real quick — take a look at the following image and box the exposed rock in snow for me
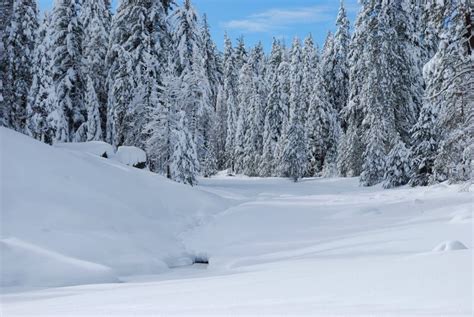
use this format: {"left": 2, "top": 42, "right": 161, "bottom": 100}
{"left": 115, "top": 146, "right": 147, "bottom": 169}
{"left": 432, "top": 240, "right": 468, "bottom": 252}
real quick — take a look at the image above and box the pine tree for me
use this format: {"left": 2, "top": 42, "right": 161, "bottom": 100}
{"left": 200, "top": 14, "right": 222, "bottom": 109}
{"left": 337, "top": 0, "right": 376, "bottom": 177}
{"left": 383, "top": 138, "right": 411, "bottom": 188}
{"left": 107, "top": 0, "right": 167, "bottom": 148}
{"left": 0, "top": 0, "right": 14, "bottom": 123}
{"left": 172, "top": 0, "right": 215, "bottom": 169}
{"left": 301, "top": 34, "right": 318, "bottom": 118}
{"left": 81, "top": 0, "right": 111, "bottom": 139}
{"left": 332, "top": 0, "right": 350, "bottom": 113}
{"left": 25, "top": 12, "right": 54, "bottom": 144}
{"left": 306, "top": 51, "right": 340, "bottom": 177}
{"left": 146, "top": 62, "right": 177, "bottom": 177}
{"left": 409, "top": 103, "right": 438, "bottom": 186}
{"left": 223, "top": 35, "right": 239, "bottom": 171}
{"left": 170, "top": 110, "right": 199, "bottom": 186}
{"left": 50, "top": 0, "right": 85, "bottom": 142}
{"left": 260, "top": 39, "right": 284, "bottom": 176}
{"left": 215, "top": 84, "right": 227, "bottom": 169}
{"left": 234, "top": 63, "right": 255, "bottom": 175}
{"left": 279, "top": 38, "right": 307, "bottom": 182}
{"left": 1, "top": 0, "right": 38, "bottom": 131}
{"left": 321, "top": 31, "right": 335, "bottom": 110}
{"left": 76, "top": 76, "right": 102, "bottom": 141}
{"left": 234, "top": 36, "right": 248, "bottom": 72}
{"left": 430, "top": 0, "right": 473, "bottom": 183}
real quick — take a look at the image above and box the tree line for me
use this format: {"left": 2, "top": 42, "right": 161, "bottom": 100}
{"left": 1, "top": 0, "right": 472, "bottom": 186}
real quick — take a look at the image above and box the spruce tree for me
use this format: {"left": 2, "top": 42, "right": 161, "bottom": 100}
{"left": 1, "top": 0, "right": 38, "bottom": 131}
{"left": 383, "top": 138, "right": 411, "bottom": 189}
{"left": 107, "top": 0, "right": 167, "bottom": 148}
{"left": 279, "top": 38, "right": 307, "bottom": 182}
{"left": 76, "top": 76, "right": 102, "bottom": 141}
{"left": 260, "top": 39, "right": 284, "bottom": 176}
{"left": 332, "top": 0, "right": 350, "bottom": 113}
{"left": 170, "top": 110, "right": 199, "bottom": 186}
{"left": 430, "top": 1, "right": 473, "bottom": 183}
{"left": 26, "top": 12, "right": 54, "bottom": 144}
{"left": 50, "top": 0, "right": 85, "bottom": 142}
{"left": 81, "top": 0, "right": 111, "bottom": 139}
{"left": 223, "top": 35, "right": 238, "bottom": 171}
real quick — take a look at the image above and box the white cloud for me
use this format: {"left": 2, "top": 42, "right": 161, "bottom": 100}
{"left": 222, "top": 5, "right": 334, "bottom": 33}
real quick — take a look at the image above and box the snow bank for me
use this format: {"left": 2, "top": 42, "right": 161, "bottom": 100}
{"left": 432, "top": 240, "right": 468, "bottom": 252}
{"left": 0, "top": 238, "right": 118, "bottom": 288}
{"left": 115, "top": 146, "right": 147, "bottom": 168}
{"left": 54, "top": 141, "right": 115, "bottom": 158}
{"left": 0, "top": 127, "right": 230, "bottom": 289}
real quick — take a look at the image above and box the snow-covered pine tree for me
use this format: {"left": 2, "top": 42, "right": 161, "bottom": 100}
{"left": 1, "top": 0, "right": 38, "bottom": 131}
{"left": 25, "top": 12, "right": 55, "bottom": 144}
{"left": 249, "top": 42, "right": 266, "bottom": 170}
{"left": 107, "top": 0, "right": 167, "bottom": 148}
{"left": 223, "top": 34, "right": 239, "bottom": 171}
{"left": 279, "top": 38, "right": 307, "bottom": 182}
{"left": 260, "top": 39, "right": 284, "bottom": 176}
{"left": 170, "top": 110, "right": 199, "bottom": 186}
{"left": 273, "top": 57, "right": 291, "bottom": 173}
{"left": 234, "top": 62, "right": 256, "bottom": 175}
{"left": 215, "top": 84, "right": 227, "bottom": 169}
{"left": 172, "top": 0, "right": 215, "bottom": 169}
{"left": 75, "top": 76, "right": 102, "bottom": 141}
{"left": 146, "top": 60, "right": 175, "bottom": 177}
{"left": 430, "top": 0, "right": 473, "bottom": 183}
{"left": 409, "top": 103, "right": 438, "bottom": 186}
{"left": 332, "top": 0, "right": 350, "bottom": 113}
{"left": 306, "top": 48, "right": 340, "bottom": 177}
{"left": 50, "top": 0, "right": 85, "bottom": 142}
{"left": 81, "top": 0, "right": 111, "bottom": 139}
{"left": 200, "top": 14, "right": 222, "bottom": 109}
{"left": 359, "top": 116, "right": 387, "bottom": 187}
{"left": 337, "top": 1, "right": 375, "bottom": 177}
{"left": 234, "top": 36, "right": 248, "bottom": 72}
{"left": 321, "top": 31, "right": 336, "bottom": 110}
{"left": 301, "top": 34, "right": 318, "bottom": 119}
{"left": 383, "top": 137, "right": 411, "bottom": 188}
{"left": 0, "top": 0, "right": 14, "bottom": 123}
{"left": 201, "top": 112, "right": 219, "bottom": 177}
{"left": 358, "top": 4, "right": 398, "bottom": 186}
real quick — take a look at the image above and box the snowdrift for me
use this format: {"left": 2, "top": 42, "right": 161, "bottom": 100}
{"left": 0, "top": 128, "right": 229, "bottom": 289}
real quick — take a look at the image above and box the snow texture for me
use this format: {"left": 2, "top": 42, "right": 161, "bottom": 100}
{"left": 115, "top": 145, "right": 147, "bottom": 167}
{"left": 1, "top": 127, "right": 472, "bottom": 316}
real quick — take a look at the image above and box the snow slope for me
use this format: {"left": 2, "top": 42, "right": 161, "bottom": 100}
{"left": 0, "top": 127, "right": 229, "bottom": 289}
{"left": 1, "top": 128, "right": 472, "bottom": 316}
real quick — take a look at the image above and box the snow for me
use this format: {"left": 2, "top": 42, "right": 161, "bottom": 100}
{"left": 0, "top": 127, "right": 229, "bottom": 289}
{"left": 0, "top": 238, "right": 118, "bottom": 289}
{"left": 1, "top": 127, "right": 473, "bottom": 316}
{"left": 54, "top": 141, "right": 115, "bottom": 158}
{"left": 115, "top": 145, "right": 147, "bottom": 167}
{"left": 433, "top": 240, "right": 468, "bottom": 252}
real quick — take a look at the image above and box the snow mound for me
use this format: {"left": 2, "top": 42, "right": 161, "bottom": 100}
{"left": 432, "top": 240, "right": 468, "bottom": 252}
{"left": 55, "top": 141, "right": 115, "bottom": 158}
{"left": 0, "top": 127, "right": 229, "bottom": 289}
{"left": 0, "top": 238, "right": 119, "bottom": 288}
{"left": 115, "top": 146, "right": 147, "bottom": 168}
{"left": 449, "top": 208, "right": 472, "bottom": 224}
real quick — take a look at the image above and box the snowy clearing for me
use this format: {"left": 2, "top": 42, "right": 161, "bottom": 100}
{"left": 1, "top": 128, "right": 473, "bottom": 316}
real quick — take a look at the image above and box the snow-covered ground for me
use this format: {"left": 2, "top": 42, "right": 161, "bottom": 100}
{"left": 1, "top": 128, "right": 473, "bottom": 316}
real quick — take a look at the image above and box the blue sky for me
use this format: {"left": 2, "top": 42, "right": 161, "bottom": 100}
{"left": 38, "top": 0, "right": 359, "bottom": 51}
